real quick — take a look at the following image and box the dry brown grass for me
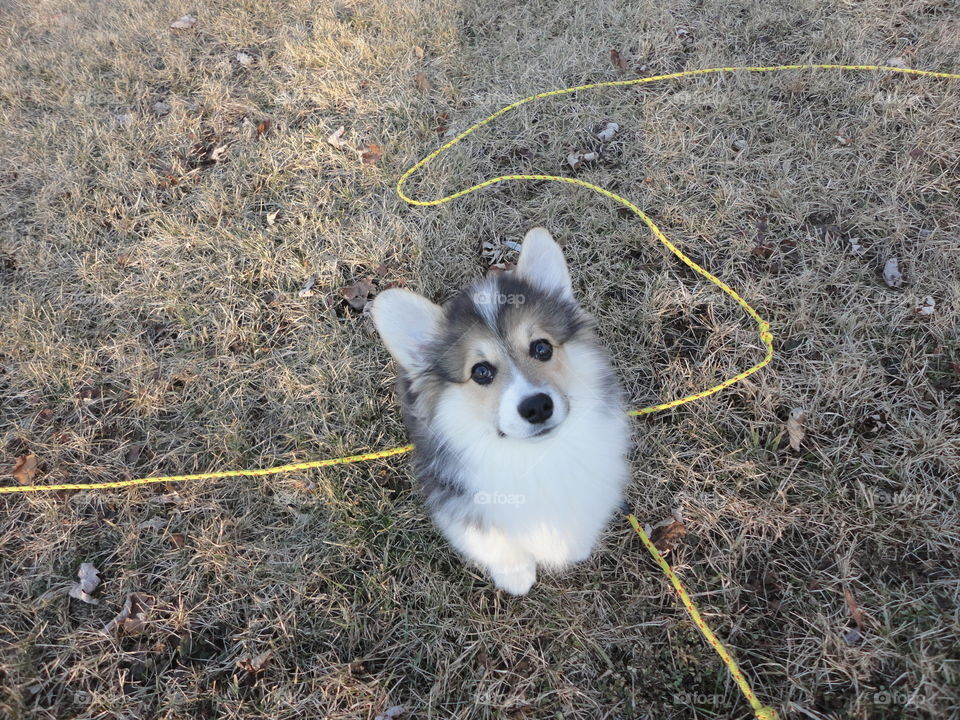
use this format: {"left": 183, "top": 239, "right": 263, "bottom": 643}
{"left": 2, "top": 0, "right": 959, "bottom": 718}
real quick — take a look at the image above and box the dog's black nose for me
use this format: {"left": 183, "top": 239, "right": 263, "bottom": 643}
{"left": 518, "top": 393, "right": 553, "bottom": 424}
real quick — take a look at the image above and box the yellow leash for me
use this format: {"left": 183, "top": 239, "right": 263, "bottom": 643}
{"left": 5, "top": 63, "right": 959, "bottom": 720}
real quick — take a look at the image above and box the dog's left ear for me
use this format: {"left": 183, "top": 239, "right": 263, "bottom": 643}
{"left": 516, "top": 227, "right": 573, "bottom": 300}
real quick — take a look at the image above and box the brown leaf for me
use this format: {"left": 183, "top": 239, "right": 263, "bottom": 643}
{"left": 649, "top": 519, "right": 686, "bottom": 554}
{"left": 104, "top": 592, "right": 155, "bottom": 635}
{"left": 609, "top": 49, "right": 627, "bottom": 72}
{"left": 237, "top": 650, "right": 273, "bottom": 674}
{"left": 414, "top": 46, "right": 425, "bottom": 60}
{"left": 328, "top": 125, "right": 349, "bottom": 149}
{"left": 170, "top": 533, "right": 186, "bottom": 549}
{"left": 340, "top": 276, "right": 377, "bottom": 311}
{"left": 12, "top": 454, "right": 38, "bottom": 485}
{"left": 256, "top": 119, "right": 271, "bottom": 138}
{"left": 787, "top": 408, "right": 807, "bottom": 451}
{"left": 359, "top": 143, "right": 383, "bottom": 165}
{"left": 68, "top": 562, "right": 101, "bottom": 605}
{"left": 414, "top": 72, "right": 431, "bottom": 92}
{"left": 374, "top": 263, "right": 390, "bottom": 277}
{"left": 844, "top": 588, "right": 865, "bottom": 629}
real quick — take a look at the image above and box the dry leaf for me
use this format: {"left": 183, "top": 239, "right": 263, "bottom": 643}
{"left": 104, "top": 592, "right": 155, "bottom": 635}
{"left": 596, "top": 122, "right": 619, "bottom": 142}
{"left": 12, "top": 454, "right": 38, "bottom": 485}
{"left": 843, "top": 587, "right": 865, "bottom": 645}
{"left": 566, "top": 150, "right": 598, "bottom": 170}
{"left": 374, "top": 263, "right": 390, "bottom": 277}
{"left": 414, "top": 72, "right": 431, "bottom": 92}
{"left": 914, "top": 296, "right": 935, "bottom": 316}
{"left": 340, "top": 277, "right": 377, "bottom": 311}
{"left": 256, "top": 119, "right": 271, "bottom": 138}
{"left": 236, "top": 52, "right": 253, "bottom": 67}
{"left": 68, "top": 563, "right": 101, "bottom": 605}
{"left": 328, "top": 126, "right": 349, "bottom": 149}
{"left": 207, "top": 145, "right": 228, "bottom": 163}
{"left": 486, "top": 261, "right": 516, "bottom": 277}
{"left": 883, "top": 257, "right": 903, "bottom": 288}
{"left": 375, "top": 706, "right": 407, "bottom": 720}
{"left": 266, "top": 209, "right": 280, "bottom": 227}
{"left": 170, "top": 14, "right": 196, "bottom": 29}
{"left": 649, "top": 518, "right": 686, "bottom": 554}
{"left": 414, "top": 46, "right": 425, "bottom": 59}
{"left": 848, "top": 239, "right": 866, "bottom": 257}
{"left": 359, "top": 143, "right": 383, "bottom": 165}
{"left": 298, "top": 275, "right": 317, "bottom": 298}
{"left": 237, "top": 650, "right": 273, "bottom": 674}
{"left": 170, "top": 532, "right": 186, "bottom": 548}
{"left": 787, "top": 408, "right": 807, "bottom": 451}
{"left": 609, "top": 49, "right": 627, "bottom": 72}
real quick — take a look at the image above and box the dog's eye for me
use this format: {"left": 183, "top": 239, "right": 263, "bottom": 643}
{"left": 470, "top": 362, "right": 496, "bottom": 385}
{"left": 530, "top": 339, "right": 553, "bottom": 361}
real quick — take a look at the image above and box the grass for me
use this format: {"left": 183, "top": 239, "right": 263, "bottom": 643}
{"left": 1, "top": 0, "right": 959, "bottom": 718}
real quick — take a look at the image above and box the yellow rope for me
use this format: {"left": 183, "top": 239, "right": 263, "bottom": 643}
{"left": 5, "top": 62, "right": 959, "bottom": 720}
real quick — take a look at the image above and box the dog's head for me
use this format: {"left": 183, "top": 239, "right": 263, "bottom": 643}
{"left": 371, "top": 228, "right": 612, "bottom": 442}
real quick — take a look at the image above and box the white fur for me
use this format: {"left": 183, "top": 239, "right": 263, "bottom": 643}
{"left": 495, "top": 363, "right": 568, "bottom": 439}
{"left": 517, "top": 227, "right": 574, "bottom": 299}
{"left": 432, "top": 341, "right": 630, "bottom": 594}
{"left": 369, "top": 288, "right": 442, "bottom": 372}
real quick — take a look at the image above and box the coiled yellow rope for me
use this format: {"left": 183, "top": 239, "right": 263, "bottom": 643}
{"left": 5, "top": 63, "right": 959, "bottom": 720}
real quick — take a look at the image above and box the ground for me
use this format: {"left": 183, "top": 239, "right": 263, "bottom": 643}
{"left": 1, "top": 0, "right": 959, "bottom": 718}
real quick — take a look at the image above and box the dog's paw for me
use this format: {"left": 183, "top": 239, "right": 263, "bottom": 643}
{"left": 490, "top": 564, "right": 536, "bottom": 595}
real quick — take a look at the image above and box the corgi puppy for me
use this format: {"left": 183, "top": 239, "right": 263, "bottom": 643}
{"left": 370, "top": 228, "right": 631, "bottom": 595}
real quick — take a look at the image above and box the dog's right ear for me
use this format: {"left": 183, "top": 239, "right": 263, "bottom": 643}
{"left": 369, "top": 288, "right": 443, "bottom": 372}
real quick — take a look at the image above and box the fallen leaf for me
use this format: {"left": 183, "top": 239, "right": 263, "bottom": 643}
{"left": 883, "top": 257, "right": 903, "bottom": 288}
{"left": 414, "top": 46, "right": 425, "bottom": 60}
{"left": 236, "top": 52, "right": 253, "bottom": 67}
{"left": 609, "top": 49, "right": 627, "bottom": 72}
{"left": 256, "top": 119, "right": 271, "bottom": 137}
{"left": 486, "top": 261, "right": 516, "bottom": 277}
{"left": 787, "top": 408, "right": 807, "bottom": 451}
{"left": 266, "top": 209, "right": 280, "bottom": 227}
{"left": 170, "top": 14, "right": 196, "bottom": 30}
{"left": 844, "top": 588, "right": 865, "bottom": 629}
{"left": 207, "top": 145, "right": 228, "bottom": 163}
{"left": 375, "top": 706, "right": 407, "bottom": 720}
{"left": 358, "top": 143, "right": 383, "bottom": 165}
{"left": 170, "top": 533, "right": 186, "bottom": 548}
{"left": 732, "top": 138, "right": 748, "bottom": 152}
{"left": 340, "top": 276, "right": 377, "bottom": 311}
{"left": 596, "top": 122, "right": 619, "bottom": 142}
{"left": 414, "top": 72, "right": 431, "bottom": 92}
{"left": 104, "top": 592, "right": 155, "bottom": 635}
{"left": 237, "top": 650, "right": 273, "bottom": 674}
{"left": 675, "top": 27, "right": 693, "bottom": 43}
{"left": 327, "top": 126, "right": 349, "bottom": 149}
{"left": 566, "top": 150, "right": 598, "bottom": 170}
{"left": 298, "top": 275, "right": 317, "bottom": 298}
{"left": 914, "top": 296, "right": 935, "bottom": 316}
{"left": 848, "top": 239, "right": 866, "bottom": 257}
{"left": 374, "top": 263, "right": 390, "bottom": 277}
{"left": 12, "top": 454, "right": 38, "bottom": 485}
{"left": 649, "top": 518, "right": 686, "bottom": 554}
{"left": 68, "top": 563, "right": 101, "bottom": 605}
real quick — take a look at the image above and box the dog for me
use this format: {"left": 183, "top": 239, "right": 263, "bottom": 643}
{"left": 370, "top": 228, "right": 631, "bottom": 595}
